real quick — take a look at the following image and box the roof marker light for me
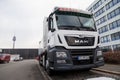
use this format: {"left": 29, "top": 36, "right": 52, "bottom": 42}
{"left": 58, "top": 7, "right": 80, "bottom": 13}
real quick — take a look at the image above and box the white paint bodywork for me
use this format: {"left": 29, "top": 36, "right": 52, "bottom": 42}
{"left": 52, "top": 30, "right": 98, "bottom": 49}
{"left": 43, "top": 9, "right": 98, "bottom": 50}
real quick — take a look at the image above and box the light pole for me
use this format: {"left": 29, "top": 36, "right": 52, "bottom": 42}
{"left": 12, "top": 35, "right": 16, "bottom": 54}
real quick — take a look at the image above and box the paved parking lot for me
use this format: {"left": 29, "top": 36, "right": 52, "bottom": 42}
{"left": 0, "top": 60, "right": 44, "bottom": 80}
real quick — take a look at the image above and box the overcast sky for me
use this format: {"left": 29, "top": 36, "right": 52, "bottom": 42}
{"left": 0, "top": 0, "right": 94, "bottom": 48}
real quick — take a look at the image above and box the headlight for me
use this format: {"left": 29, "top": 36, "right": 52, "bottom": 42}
{"left": 97, "top": 51, "right": 102, "bottom": 56}
{"left": 56, "top": 52, "right": 67, "bottom": 58}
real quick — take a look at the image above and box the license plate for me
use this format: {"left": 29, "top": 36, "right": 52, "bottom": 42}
{"left": 78, "top": 56, "right": 90, "bottom": 60}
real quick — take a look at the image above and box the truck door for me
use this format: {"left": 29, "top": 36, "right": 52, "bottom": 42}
{"left": 48, "top": 16, "right": 56, "bottom": 48}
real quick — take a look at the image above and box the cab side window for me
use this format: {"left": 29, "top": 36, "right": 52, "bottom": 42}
{"left": 48, "top": 17, "right": 53, "bottom": 31}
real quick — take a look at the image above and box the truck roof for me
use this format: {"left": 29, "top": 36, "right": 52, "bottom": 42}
{"left": 54, "top": 7, "right": 92, "bottom": 15}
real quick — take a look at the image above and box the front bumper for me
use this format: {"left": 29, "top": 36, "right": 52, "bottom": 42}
{"left": 48, "top": 46, "right": 104, "bottom": 71}
{"left": 53, "top": 61, "right": 104, "bottom": 71}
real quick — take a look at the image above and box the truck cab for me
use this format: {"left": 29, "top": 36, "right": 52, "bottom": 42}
{"left": 41, "top": 7, "right": 104, "bottom": 75}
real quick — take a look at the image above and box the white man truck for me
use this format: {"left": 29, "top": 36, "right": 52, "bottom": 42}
{"left": 39, "top": 7, "right": 104, "bottom": 75}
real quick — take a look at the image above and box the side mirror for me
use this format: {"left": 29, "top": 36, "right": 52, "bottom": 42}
{"left": 51, "top": 28, "right": 55, "bottom": 32}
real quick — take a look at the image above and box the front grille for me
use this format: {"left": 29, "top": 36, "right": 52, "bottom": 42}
{"left": 70, "top": 49, "right": 94, "bottom": 65}
{"left": 65, "top": 36, "right": 95, "bottom": 46}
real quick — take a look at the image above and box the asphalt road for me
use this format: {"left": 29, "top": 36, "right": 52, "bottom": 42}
{"left": 0, "top": 60, "right": 44, "bottom": 80}
{"left": 0, "top": 60, "right": 119, "bottom": 80}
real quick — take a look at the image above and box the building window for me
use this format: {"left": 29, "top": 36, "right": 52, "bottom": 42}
{"left": 107, "top": 7, "right": 120, "bottom": 20}
{"left": 101, "top": 46, "right": 111, "bottom": 52}
{"left": 106, "top": 4, "right": 109, "bottom": 10}
{"left": 96, "top": 16, "right": 107, "bottom": 25}
{"left": 113, "top": 0, "right": 119, "bottom": 5}
{"left": 111, "top": 32, "right": 120, "bottom": 41}
{"left": 93, "top": 0, "right": 104, "bottom": 10}
{"left": 94, "top": 7, "right": 105, "bottom": 18}
{"left": 109, "top": 19, "right": 120, "bottom": 30}
{"left": 115, "top": 7, "right": 120, "bottom": 15}
{"left": 101, "top": 35, "right": 110, "bottom": 43}
{"left": 98, "top": 25, "right": 108, "bottom": 34}
{"left": 106, "top": 0, "right": 120, "bottom": 10}
{"left": 117, "top": 19, "right": 120, "bottom": 27}
{"left": 113, "top": 44, "right": 120, "bottom": 51}
{"left": 107, "top": 13, "right": 111, "bottom": 19}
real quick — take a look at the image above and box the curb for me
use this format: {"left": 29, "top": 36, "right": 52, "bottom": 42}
{"left": 37, "top": 62, "right": 52, "bottom": 80}
{"left": 92, "top": 68, "right": 120, "bottom": 75}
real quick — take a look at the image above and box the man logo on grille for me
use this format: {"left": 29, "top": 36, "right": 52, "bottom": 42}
{"left": 79, "top": 40, "right": 84, "bottom": 43}
{"left": 75, "top": 40, "right": 88, "bottom": 44}
{"left": 75, "top": 40, "right": 79, "bottom": 43}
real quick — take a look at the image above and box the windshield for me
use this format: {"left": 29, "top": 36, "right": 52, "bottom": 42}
{"left": 56, "top": 12, "right": 96, "bottom": 31}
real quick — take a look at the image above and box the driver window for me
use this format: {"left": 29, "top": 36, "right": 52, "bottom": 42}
{"left": 48, "top": 17, "right": 54, "bottom": 31}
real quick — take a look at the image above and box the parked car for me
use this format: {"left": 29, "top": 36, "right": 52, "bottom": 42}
{"left": 0, "top": 53, "right": 11, "bottom": 63}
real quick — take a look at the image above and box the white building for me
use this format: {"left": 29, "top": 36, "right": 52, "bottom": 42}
{"left": 87, "top": 0, "right": 120, "bottom": 51}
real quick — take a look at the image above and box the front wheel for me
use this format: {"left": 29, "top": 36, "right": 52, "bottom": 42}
{"left": 45, "top": 60, "right": 54, "bottom": 76}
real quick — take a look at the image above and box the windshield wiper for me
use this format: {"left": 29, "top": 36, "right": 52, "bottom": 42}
{"left": 79, "top": 27, "right": 95, "bottom": 31}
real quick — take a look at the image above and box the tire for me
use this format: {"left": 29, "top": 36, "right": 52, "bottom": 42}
{"left": 39, "top": 57, "right": 43, "bottom": 66}
{"left": 45, "top": 60, "right": 54, "bottom": 76}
